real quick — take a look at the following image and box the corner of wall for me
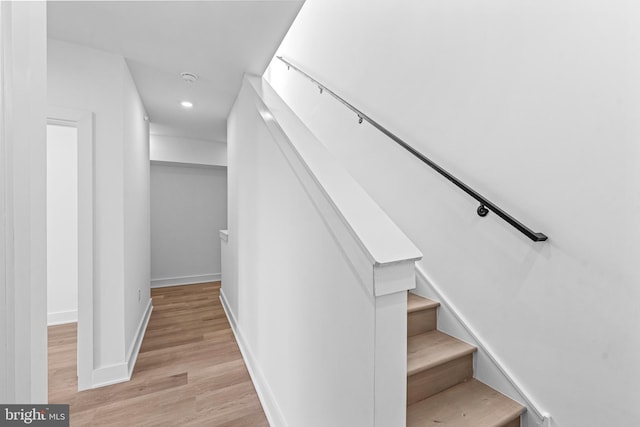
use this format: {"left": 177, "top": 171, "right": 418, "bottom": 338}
{"left": 126, "top": 298, "right": 152, "bottom": 378}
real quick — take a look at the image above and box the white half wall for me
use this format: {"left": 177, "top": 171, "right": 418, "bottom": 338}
{"left": 224, "top": 76, "right": 421, "bottom": 426}
{"left": 46, "top": 124, "right": 78, "bottom": 326}
{"left": 150, "top": 134, "right": 227, "bottom": 167}
{"left": 150, "top": 163, "right": 227, "bottom": 287}
{"left": 265, "top": 1, "right": 640, "bottom": 426}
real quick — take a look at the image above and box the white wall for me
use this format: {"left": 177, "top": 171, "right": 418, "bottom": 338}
{"left": 122, "top": 61, "right": 151, "bottom": 362}
{"left": 46, "top": 124, "right": 78, "bottom": 325}
{"left": 150, "top": 164, "right": 227, "bottom": 287}
{"left": 0, "top": 1, "right": 48, "bottom": 403}
{"left": 265, "top": 1, "right": 640, "bottom": 426}
{"left": 48, "top": 38, "right": 125, "bottom": 369}
{"left": 48, "top": 38, "right": 150, "bottom": 385}
{"left": 150, "top": 134, "right": 227, "bottom": 167}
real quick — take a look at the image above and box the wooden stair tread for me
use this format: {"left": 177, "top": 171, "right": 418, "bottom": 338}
{"left": 408, "top": 292, "right": 439, "bottom": 313}
{"left": 407, "top": 379, "right": 524, "bottom": 427}
{"left": 408, "top": 331, "right": 476, "bottom": 376}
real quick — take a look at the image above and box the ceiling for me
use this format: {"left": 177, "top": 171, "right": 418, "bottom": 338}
{"left": 47, "top": 1, "right": 304, "bottom": 142}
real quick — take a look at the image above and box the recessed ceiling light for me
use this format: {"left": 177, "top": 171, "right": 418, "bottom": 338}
{"left": 181, "top": 101, "right": 193, "bottom": 108}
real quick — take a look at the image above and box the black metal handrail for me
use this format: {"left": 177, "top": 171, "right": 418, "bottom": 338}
{"left": 276, "top": 56, "right": 548, "bottom": 242}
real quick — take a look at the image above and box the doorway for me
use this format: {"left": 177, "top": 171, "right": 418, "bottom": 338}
{"left": 46, "top": 124, "right": 78, "bottom": 326}
{"left": 46, "top": 123, "right": 79, "bottom": 399}
{"left": 46, "top": 107, "right": 94, "bottom": 392}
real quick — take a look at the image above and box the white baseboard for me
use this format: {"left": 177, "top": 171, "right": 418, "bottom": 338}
{"left": 219, "top": 289, "right": 287, "bottom": 427}
{"left": 91, "top": 363, "right": 129, "bottom": 388}
{"left": 150, "top": 160, "right": 227, "bottom": 169}
{"left": 48, "top": 309, "right": 78, "bottom": 326}
{"left": 91, "top": 299, "right": 153, "bottom": 389}
{"left": 414, "top": 266, "right": 550, "bottom": 427}
{"left": 151, "top": 273, "right": 221, "bottom": 288}
{"left": 127, "top": 299, "right": 153, "bottom": 377}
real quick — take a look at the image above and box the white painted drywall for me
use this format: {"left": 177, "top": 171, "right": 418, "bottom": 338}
{"left": 150, "top": 134, "right": 227, "bottom": 167}
{"left": 266, "top": 1, "right": 640, "bottom": 426}
{"left": 48, "top": 38, "right": 125, "bottom": 369}
{"left": 0, "top": 0, "right": 48, "bottom": 403}
{"left": 150, "top": 164, "right": 227, "bottom": 286}
{"left": 48, "top": 38, "right": 150, "bottom": 383}
{"left": 122, "top": 62, "right": 151, "bottom": 360}
{"left": 227, "top": 79, "right": 376, "bottom": 427}
{"left": 46, "top": 124, "right": 78, "bottom": 325}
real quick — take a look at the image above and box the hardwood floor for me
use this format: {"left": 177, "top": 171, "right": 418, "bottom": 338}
{"left": 48, "top": 282, "right": 269, "bottom": 427}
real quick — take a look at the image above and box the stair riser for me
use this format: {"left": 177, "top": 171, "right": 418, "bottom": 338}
{"left": 407, "top": 308, "right": 437, "bottom": 337}
{"left": 501, "top": 417, "right": 521, "bottom": 427}
{"left": 407, "top": 354, "right": 473, "bottom": 405}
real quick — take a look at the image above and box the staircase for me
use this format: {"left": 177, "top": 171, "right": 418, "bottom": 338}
{"left": 407, "top": 292, "right": 524, "bottom": 426}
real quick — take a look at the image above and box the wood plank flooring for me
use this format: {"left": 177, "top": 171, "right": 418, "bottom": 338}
{"left": 48, "top": 282, "right": 268, "bottom": 427}
{"left": 406, "top": 292, "right": 523, "bottom": 426}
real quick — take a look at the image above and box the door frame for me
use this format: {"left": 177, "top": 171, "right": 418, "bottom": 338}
{"left": 47, "top": 106, "right": 95, "bottom": 391}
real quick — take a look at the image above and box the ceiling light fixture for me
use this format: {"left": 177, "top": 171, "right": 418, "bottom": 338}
{"left": 180, "top": 72, "right": 199, "bottom": 83}
{"left": 181, "top": 101, "right": 193, "bottom": 108}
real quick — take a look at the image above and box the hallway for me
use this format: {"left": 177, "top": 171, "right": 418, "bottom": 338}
{"left": 48, "top": 282, "right": 268, "bottom": 426}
